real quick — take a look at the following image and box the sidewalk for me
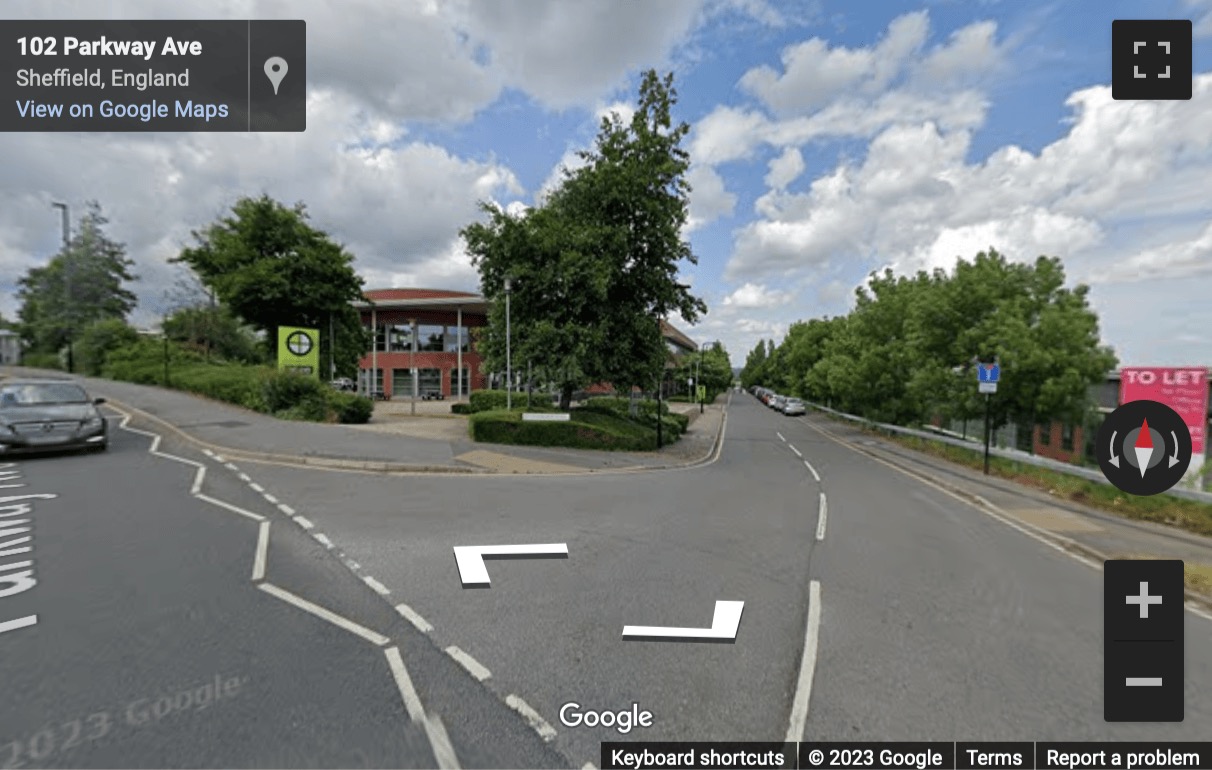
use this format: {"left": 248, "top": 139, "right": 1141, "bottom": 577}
{"left": 0, "top": 367, "right": 724, "bottom": 474}
{"left": 804, "top": 411, "right": 1212, "bottom": 604}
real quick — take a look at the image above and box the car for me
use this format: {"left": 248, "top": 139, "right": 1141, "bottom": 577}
{"left": 329, "top": 377, "right": 356, "bottom": 392}
{"left": 782, "top": 399, "right": 806, "bottom": 416}
{"left": 0, "top": 379, "right": 109, "bottom": 455}
{"left": 421, "top": 390, "right": 445, "bottom": 401}
{"left": 771, "top": 395, "right": 787, "bottom": 410}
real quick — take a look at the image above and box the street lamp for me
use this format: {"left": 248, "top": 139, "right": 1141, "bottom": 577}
{"left": 51, "top": 202, "right": 72, "bottom": 373}
{"left": 504, "top": 277, "right": 512, "bottom": 411}
{"left": 410, "top": 317, "right": 417, "bottom": 416}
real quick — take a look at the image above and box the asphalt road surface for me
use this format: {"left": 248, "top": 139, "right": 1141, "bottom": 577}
{"left": 230, "top": 393, "right": 1212, "bottom": 767}
{"left": 0, "top": 411, "right": 564, "bottom": 769}
{"left": 4, "top": 395, "right": 1211, "bottom": 769}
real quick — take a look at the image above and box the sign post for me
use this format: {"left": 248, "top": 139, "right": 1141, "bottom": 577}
{"left": 977, "top": 360, "right": 1000, "bottom": 475}
{"left": 277, "top": 326, "right": 320, "bottom": 377}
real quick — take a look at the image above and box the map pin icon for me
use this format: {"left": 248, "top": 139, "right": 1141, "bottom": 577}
{"left": 264, "top": 57, "right": 288, "bottom": 95}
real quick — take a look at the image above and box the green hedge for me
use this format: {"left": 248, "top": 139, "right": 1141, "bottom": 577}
{"left": 578, "top": 396, "right": 670, "bottom": 419}
{"left": 19, "top": 352, "right": 62, "bottom": 370}
{"left": 469, "top": 409, "right": 657, "bottom": 451}
{"left": 465, "top": 389, "right": 560, "bottom": 413}
{"left": 451, "top": 402, "right": 473, "bottom": 414}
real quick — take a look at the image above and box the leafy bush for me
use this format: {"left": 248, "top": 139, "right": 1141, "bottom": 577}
{"left": 327, "top": 390, "right": 373, "bottom": 424}
{"left": 20, "top": 352, "right": 61, "bottom": 370}
{"left": 466, "top": 389, "right": 560, "bottom": 413}
{"left": 451, "top": 402, "right": 474, "bottom": 414}
{"left": 76, "top": 319, "right": 140, "bottom": 376}
{"left": 262, "top": 370, "right": 331, "bottom": 414}
{"left": 578, "top": 396, "right": 669, "bottom": 419}
{"left": 469, "top": 409, "right": 657, "bottom": 451}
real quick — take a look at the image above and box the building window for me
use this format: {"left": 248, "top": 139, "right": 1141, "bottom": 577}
{"left": 454, "top": 367, "right": 470, "bottom": 396}
{"left": 388, "top": 324, "right": 412, "bottom": 352}
{"left": 444, "top": 326, "right": 471, "bottom": 353}
{"left": 359, "top": 368, "right": 383, "bottom": 395}
{"left": 418, "top": 368, "right": 441, "bottom": 395}
{"left": 1061, "top": 423, "right": 1075, "bottom": 452}
{"left": 372, "top": 324, "right": 387, "bottom": 352}
{"left": 418, "top": 324, "right": 444, "bottom": 352}
{"left": 391, "top": 368, "right": 413, "bottom": 397}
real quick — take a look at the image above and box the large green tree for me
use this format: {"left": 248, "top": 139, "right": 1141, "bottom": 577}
{"left": 462, "top": 70, "right": 706, "bottom": 408}
{"left": 16, "top": 201, "right": 139, "bottom": 366}
{"left": 172, "top": 195, "right": 368, "bottom": 376}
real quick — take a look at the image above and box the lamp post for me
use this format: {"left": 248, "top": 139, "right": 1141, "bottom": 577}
{"left": 410, "top": 317, "right": 417, "bottom": 416}
{"left": 51, "top": 202, "right": 72, "bottom": 373}
{"left": 504, "top": 277, "right": 512, "bottom": 411}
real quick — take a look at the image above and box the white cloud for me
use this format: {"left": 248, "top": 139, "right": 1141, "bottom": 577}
{"left": 689, "top": 107, "right": 770, "bottom": 165}
{"left": 1100, "top": 221, "right": 1212, "bottom": 284}
{"left": 765, "top": 147, "right": 805, "bottom": 190}
{"left": 686, "top": 165, "right": 737, "bottom": 232}
{"left": 722, "top": 282, "right": 794, "bottom": 308}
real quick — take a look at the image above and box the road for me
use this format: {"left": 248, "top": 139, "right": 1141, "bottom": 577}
{"left": 3, "top": 393, "right": 1211, "bottom": 769}
{"left": 0, "top": 411, "right": 564, "bottom": 769}
{"left": 212, "top": 392, "right": 1212, "bottom": 766}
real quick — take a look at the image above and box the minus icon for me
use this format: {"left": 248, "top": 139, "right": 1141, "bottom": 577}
{"left": 1126, "top": 677, "right": 1163, "bottom": 686}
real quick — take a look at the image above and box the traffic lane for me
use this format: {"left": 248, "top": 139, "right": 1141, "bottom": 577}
{"left": 0, "top": 420, "right": 439, "bottom": 768}
{"left": 774, "top": 410, "right": 1212, "bottom": 739}
{"left": 237, "top": 426, "right": 825, "bottom": 763}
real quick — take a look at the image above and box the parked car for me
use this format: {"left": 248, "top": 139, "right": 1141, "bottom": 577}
{"left": 0, "top": 379, "right": 108, "bottom": 454}
{"left": 771, "top": 395, "right": 787, "bottom": 410}
{"left": 329, "top": 377, "right": 356, "bottom": 392}
{"left": 782, "top": 399, "right": 806, "bottom": 416}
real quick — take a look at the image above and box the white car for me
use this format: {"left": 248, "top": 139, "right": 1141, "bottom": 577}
{"left": 782, "top": 399, "right": 806, "bottom": 415}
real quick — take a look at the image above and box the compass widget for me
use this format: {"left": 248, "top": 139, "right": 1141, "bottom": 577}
{"left": 1096, "top": 400, "right": 1193, "bottom": 496}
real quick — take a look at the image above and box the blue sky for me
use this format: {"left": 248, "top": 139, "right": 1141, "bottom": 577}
{"left": 2, "top": 0, "right": 1211, "bottom": 367}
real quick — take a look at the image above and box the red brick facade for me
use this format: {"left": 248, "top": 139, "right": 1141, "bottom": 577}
{"left": 1032, "top": 421, "right": 1084, "bottom": 464}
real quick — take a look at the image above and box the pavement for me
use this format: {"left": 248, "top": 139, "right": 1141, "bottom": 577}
{"left": 0, "top": 367, "right": 725, "bottom": 475}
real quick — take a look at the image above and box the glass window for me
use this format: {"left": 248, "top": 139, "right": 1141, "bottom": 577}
{"left": 0, "top": 382, "right": 89, "bottom": 405}
{"left": 454, "top": 367, "right": 470, "bottom": 396}
{"left": 359, "top": 368, "right": 383, "bottom": 395}
{"left": 371, "top": 323, "right": 386, "bottom": 352}
{"left": 391, "top": 368, "right": 413, "bottom": 397}
{"left": 418, "top": 368, "right": 442, "bottom": 394}
{"left": 1061, "top": 423, "right": 1075, "bottom": 451}
{"left": 418, "top": 324, "right": 444, "bottom": 352}
{"left": 388, "top": 324, "right": 412, "bottom": 352}
{"left": 444, "top": 326, "right": 471, "bottom": 353}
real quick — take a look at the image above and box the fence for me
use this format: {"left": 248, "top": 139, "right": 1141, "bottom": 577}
{"left": 803, "top": 400, "right": 1212, "bottom": 505}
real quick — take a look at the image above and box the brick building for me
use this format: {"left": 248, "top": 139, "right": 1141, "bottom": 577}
{"left": 353, "top": 288, "right": 488, "bottom": 399}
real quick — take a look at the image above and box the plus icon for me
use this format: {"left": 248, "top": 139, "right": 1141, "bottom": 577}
{"left": 1112, "top": 20, "right": 1192, "bottom": 100}
{"left": 1126, "top": 581, "right": 1163, "bottom": 618}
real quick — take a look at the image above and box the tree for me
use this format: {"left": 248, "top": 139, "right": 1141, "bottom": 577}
{"left": 16, "top": 201, "right": 139, "bottom": 358}
{"left": 172, "top": 195, "right": 369, "bottom": 377}
{"left": 76, "top": 318, "right": 140, "bottom": 376}
{"left": 462, "top": 70, "right": 706, "bottom": 409}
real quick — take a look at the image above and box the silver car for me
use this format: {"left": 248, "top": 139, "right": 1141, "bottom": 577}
{"left": 0, "top": 380, "right": 109, "bottom": 454}
{"left": 782, "top": 399, "right": 806, "bottom": 415}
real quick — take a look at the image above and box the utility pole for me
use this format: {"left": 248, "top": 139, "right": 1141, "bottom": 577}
{"left": 983, "top": 393, "right": 991, "bottom": 475}
{"left": 504, "top": 277, "right": 513, "bottom": 410}
{"left": 51, "top": 202, "right": 72, "bottom": 373}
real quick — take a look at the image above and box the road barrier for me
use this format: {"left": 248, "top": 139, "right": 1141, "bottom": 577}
{"left": 802, "top": 400, "right": 1212, "bottom": 505}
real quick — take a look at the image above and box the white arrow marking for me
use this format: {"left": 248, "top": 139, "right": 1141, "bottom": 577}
{"left": 1109, "top": 430, "right": 1120, "bottom": 468}
{"left": 622, "top": 600, "right": 744, "bottom": 640}
{"left": 1169, "top": 431, "right": 1181, "bottom": 467}
{"left": 453, "top": 543, "right": 568, "bottom": 586}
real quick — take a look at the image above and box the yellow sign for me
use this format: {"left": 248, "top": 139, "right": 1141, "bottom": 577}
{"left": 277, "top": 326, "right": 319, "bottom": 377}
{"left": 697, "top": 385, "right": 706, "bottom": 401}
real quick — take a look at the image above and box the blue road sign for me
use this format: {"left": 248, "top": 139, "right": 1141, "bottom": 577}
{"left": 978, "top": 363, "right": 1000, "bottom": 383}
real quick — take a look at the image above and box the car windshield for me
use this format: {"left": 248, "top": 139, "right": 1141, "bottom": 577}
{"left": 0, "top": 383, "right": 90, "bottom": 406}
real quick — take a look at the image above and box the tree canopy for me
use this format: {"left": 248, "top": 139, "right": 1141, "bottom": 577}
{"left": 462, "top": 69, "right": 707, "bottom": 407}
{"left": 172, "top": 195, "right": 368, "bottom": 376}
{"left": 16, "top": 201, "right": 139, "bottom": 357}
{"left": 740, "top": 249, "right": 1117, "bottom": 429}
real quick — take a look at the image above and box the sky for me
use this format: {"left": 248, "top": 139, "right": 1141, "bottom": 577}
{"left": 2, "top": 0, "right": 1211, "bottom": 368}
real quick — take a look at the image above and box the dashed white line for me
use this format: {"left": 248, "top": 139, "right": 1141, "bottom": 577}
{"left": 259, "top": 582, "right": 390, "bottom": 645}
{"left": 785, "top": 579, "right": 822, "bottom": 743}
{"left": 190, "top": 466, "right": 205, "bottom": 495}
{"left": 277, "top": 503, "right": 296, "bottom": 516}
{"left": 314, "top": 533, "right": 334, "bottom": 548}
{"left": 238, "top": 473, "right": 251, "bottom": 482}
{"left": 263, "top": 493, "right": 279, "bottom": 504}
{"left": 224, "top": 462, "right": 239, "bottom": 471}
{"left": 445, "top": 646, "right": 491, "bottom": 681}
{"left": 202, "top": 449, "right": 216, "bottom": 458}
{"left": 252, "top": 521, "right": 270, "bottom": 581}
{"left": 789, "top": 444, "right": 802, "bottom": 458}
{"left": 213, "top": 455, "right": 226, "bottom": 463}
{"left": 364, "top": 576, "right": 391, "bottom": 595}
{"left": 294, "top": 515, "right": 314, "bottom": 530}
{"left": 776, "top": 432, "right": 786, "bottom": 442}
{"left": 385, "top": 647, "right": 462, "bottom": 769}
{"left": 505, "top": 694, "right": 557, "bottom": 742}
{"left": 816, "top": 493, "right": 828, "bottom": 541}
{"left": 804, "top": 460, "right": 821, "bottom": 483}
{"left": 422, "top": 716, "right": 460, "bottom": 770}
{"left": 249, "top": 482, "right": 265, "bottom": 493}
{"left": 195, "top": 493, "right": 266, "bottom": 522}
{"left": 395, "top": 603, "right": 433, "bottom": 632}
{"left": 345, "top": 559, "right": 362, "bottom": 570}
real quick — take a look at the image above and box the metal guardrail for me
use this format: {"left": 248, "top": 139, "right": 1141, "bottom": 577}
{"left": 802, "top": 400, "right": 1212, "bottom": 505}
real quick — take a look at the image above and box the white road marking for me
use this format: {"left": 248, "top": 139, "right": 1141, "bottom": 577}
{"left": 238, "top": 473, "right": 251, "bottom": 482}
{"left": 278, "top": 503, "right": 296, "bottom": 515}
{"left": 622, "top": 600, "right": 744, "bottom": 640}
{"left": 789, "top": 444, "right": 802, "bottom": 458}
{"left": 345, "top": 559, "right": 361, "bottom": 571}
{"left": 800, "top": 416, "right": 1212, "bottom": 624}
{"left": 816, "top": 494, "right": 828, "bottom": 541}
{"left": 252, "top": 521, "right": 270, "bottom": 581}
{"left": 364, "top": 576, "right": 390, "bottom": 595}
{"left": 213, "top": 455, "right": 225, "bottom": 463}
{"left": 294, "top": 516, "right": 314, "bottom": 530}
{"left": 385, "top": 647, "right": 462, "bottom": 769}
{"left": 249, "top": 482, "right": 265, "bottom": 493}
{"left": 785, "top": 580, "right": 822, "bottom": 743}
{"left": 263, "top": 493, "right": 279, "bottom": 504}
{"left": 224, "top": 463, "right": 239, "bottom": 471}
{"left": 804, "top": 460, "right": 821, "bottom": 483}
{"left": 583, "top": 764, "right": 598, "bottom": 770}
{"left": 505, "top": 694, "right": 557, "bottom": 742}
{"left": 776, "top": 432, "right": 786, "bottom": 442}
{"left": 259, "top": 582, "right": 390, "bottom": 645}
{"left": 190, "top": 466, "right": 205, "bottom": 495}
{"left": 395, "top": 603, "right": 433, "bottom": 633}
{"left": 202, "top": 449, "right": 216, "bottom": 458}
{"left": 195, "top": 493, "right": 266, "bottom": 522}
{"left": 314, "top": 533, "right": 334, "bottom": 548}
{"left": 0, "top": 615, "right": 37, "bottom": 636}
{"left": 445, "top": 645, "right": 492, "bottom": 680}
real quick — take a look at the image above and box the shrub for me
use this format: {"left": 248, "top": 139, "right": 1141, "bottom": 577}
{"left": 451, "top": 402, "right": 474, "bottom": 414}
{"left": 76, "top": 319, "right": 140, "bottom": 376}
{"left": 577, "top": 396, "right": 669, "bottom": 419}
{"left": 327, "top": 390, "right": 373, "bottom": 424}
{"left": 468, "top": 389, "right": 510, "bottom": 412}
{"left": 469, "top": 408, "right": 657, "bottom": 451}
{"left": 262, "top": 370, "right": 331, "bottom": 414}
{"left": 20, "top": 352, "right": 61, "bottom": 370}
{"left": 466, "top": 389, "right": 560, "bottom": 413}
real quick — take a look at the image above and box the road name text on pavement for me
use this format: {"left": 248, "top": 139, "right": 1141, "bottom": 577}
{"left": 0, "top": 466, "right": 58, "bottom": 636}
{"left": 1, "top": 673, "right": 248, "bottom": 767}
